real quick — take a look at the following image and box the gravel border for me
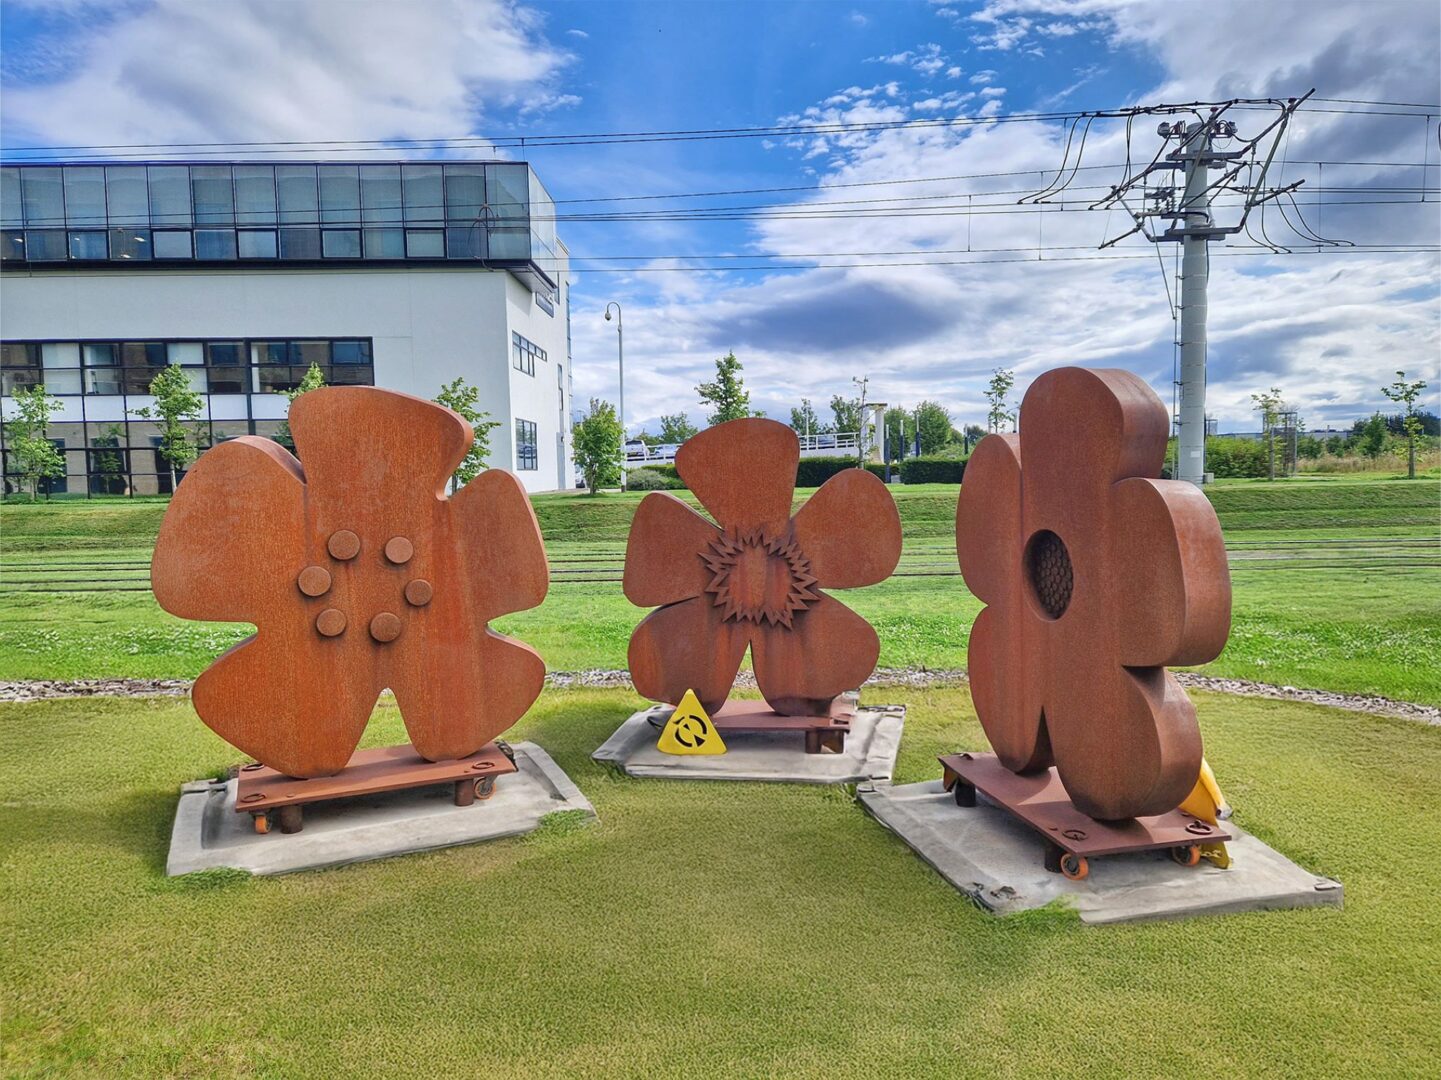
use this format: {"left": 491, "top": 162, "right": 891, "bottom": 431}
{"left": 2, "top": 669, "right": 1436, "bottom": 725}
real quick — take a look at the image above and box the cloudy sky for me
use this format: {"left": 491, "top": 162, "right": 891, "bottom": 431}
{"left": 3, "top": 0, "right": 1437, "bottom": 433}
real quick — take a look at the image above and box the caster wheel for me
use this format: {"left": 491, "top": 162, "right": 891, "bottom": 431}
{"left": 1059, "top": 853, "right": 1089, "bottom": 881}
{"left": 1171, "top": 845, "right": 1202, "bottom": 867}
{"left": 253, "top": 813, "right": 271, "bottom": 835}
{"left": 475, "top": 775, "right": 497, "bottom": 801}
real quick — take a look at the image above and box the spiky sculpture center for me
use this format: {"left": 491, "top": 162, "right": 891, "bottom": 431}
{"left": 704, "top": 528, "right": 819, "bottom": 628}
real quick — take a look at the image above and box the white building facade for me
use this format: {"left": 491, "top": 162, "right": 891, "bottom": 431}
{"left": 0, "top": 160, "right": 574, "bottom": 495}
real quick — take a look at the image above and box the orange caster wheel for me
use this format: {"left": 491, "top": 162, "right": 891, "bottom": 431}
{"left": 1170, "top": 845, "right": 1202, "bottom": 867}
{"left": 474, "top": 775, "right": 497, "bottom": 801}
{"left": 252, "top": 812, "right": 271, "bottom": 834}
{"left": 1059, "top": 853, "right": 1089, "bottom": 881}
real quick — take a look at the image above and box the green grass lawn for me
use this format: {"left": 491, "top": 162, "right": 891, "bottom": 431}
{"left": 3, "top": 478, "right": 1437, "bottom": 703}
{"left": 3, "top": 685, "right": 1439, "bottom": 1077}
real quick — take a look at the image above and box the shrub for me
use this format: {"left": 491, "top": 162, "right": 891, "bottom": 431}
{"left": 625, "top": 468, "right": 683, "bottom": 491}
{"left": 899, "top": 456, "right": 966, "bottom": 484}
{"left": 795, "top": 456, "right": 864, "bottom": 487}
{"left": 1205, "top": 437, "right": 1268, "bottom": 479}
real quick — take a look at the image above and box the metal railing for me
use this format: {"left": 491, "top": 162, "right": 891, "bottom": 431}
{"left": 625, "top": 430, "right": 860, "bottom": 464}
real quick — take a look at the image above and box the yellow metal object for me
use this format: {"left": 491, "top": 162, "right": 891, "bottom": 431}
{"left": 1199, "top": 842, "right": 1232, "bottom": 869}
{"left": 656, "top": 690, "right": 727, "bottom": 755}
{"left": 1178, "top": 757, "right": 1229, "bottom": 825}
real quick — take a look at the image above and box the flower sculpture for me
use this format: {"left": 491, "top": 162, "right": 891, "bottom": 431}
{"left": 151, "top": 386, "right": 548, "bottom": 779}
{"left": 956, "top": 367, "right": 1231, "bottom": 821}
{"left": 625, "top": 418, "right": 901, "bottom": 716}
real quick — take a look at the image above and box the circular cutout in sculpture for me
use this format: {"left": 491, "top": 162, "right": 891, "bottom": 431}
{"left": 1024, "top": 530, "right": 1073, "bottom": 619}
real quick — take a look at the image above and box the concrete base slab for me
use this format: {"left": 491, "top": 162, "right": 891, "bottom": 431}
{"left": 593, "top": 701, "right": 905, "bottom": 784}
{"left": 858, "top": 777, "right": 1342, "bottom": 924}
{"left": 167, "top": 741, "right": 595, "bottom": 876}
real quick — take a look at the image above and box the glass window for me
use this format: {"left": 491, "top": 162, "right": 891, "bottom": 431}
{"left": 68, "top": 231, "right": 107, "bottom": 259}
{"left": 41, "top": 353, "right": 83, "bottom": 394}
{"left": 361, "top": 164, "right": 402, "bottom": 223}
{"left": 512, "top": 332, "right": 543, "bottom": 376}
{"left": 446, "top": 225, "right": 484, "bottom": 260}
{"left": 1, "top": 168, "right": 21, "bottom": 228}
{"left": 148, "top": 166, "right": 191, "bottom": 226}
{"left": 23, "top": 230, "right": 66, "bottom": 260}
{"left": 122, "top": 342, "right": 168, "bottom": 368}
{"left": 276, "top": 165, "right": 318, "bottom": 224}
{"left": 321, "top": 229, "right": 360, "bottom": 258}
{"left": 486, "top": 163, "right": 530, "bottom": 224}
{"left": 1, "top": 342, "right": 37, "bottom": 366}
{"left": 294, "top": 341, "right": 329, "bottom": 366}
{"left": 21, "top": 167, "right": 64, "bottom": 227}
{"left": 363, "top": 227, "right": 403, "bottom": 258}
{"left": 405, "top": 229, "right": 443, "bottom": 257}
{"left": 331, "top": 340, "right": 371, "bottom": 364}
{"left": 85, "top": 365, "right": 122, "bottom": 395}
{"left": 182, "top": 366, "right": 209, "bottom": 393}
{"left": 208, "top": 366, "right": 246, "bottom": 394}
{"left": 278, "top": 227, "right": 321, "bottom": 259}
{"left": 253, "top": 342, "right": 291, "bottom": 365}
{"left": 206, "top": 341, "right": 244, "bottom": 365}
{"left": 318, "top": 165, "right": 359, "bottom": 224}
{"left": 257, "top": 365, "right": 301, "bottom": 393}
{"left": 402, "top": 165, "right": 443, "bottom": 224}
{"left": 444, "top": 164, "right": 486, "bottom": 224}
{"left": 167, "top": 343, "right": 203, "bottom": 365}
{"left": 328, "top": 364, "right": 372, "bottom": 386}
{"left": 190, "top": 166, "right": 234, "bottom": 225}
{"left": 0, "top": 230, "right": 23, "bottom": 261}
{"left": 1, "top": 368, "right": 41, "bottom": 395}
{"left": 194, "top": 229, "right": 237, "bottom": 260}
{"left": 488, "top": 227, "right": 529, "bottom": 261}
{"left": 153, "top": 230, "right": 192, "bottom": 259}
{"left": 237, "top": 230, "right": 277, "bottom": 259}
{"left": 105, "top": 167, "right": 148, "bottom": 226}
{"left": 83, "top": 343, "right": 117, "bottom": 367}
{"left": 233, "top": 165, "right": 276, "bottom": 225}
{"left": 64, "top": 167, "right": 107, "bottom": 226}
{"left": 515, "top": 418, "right": 538, "bottom": 470}
{"left": 109, "top": 228, "right": 151, "bottom": 260}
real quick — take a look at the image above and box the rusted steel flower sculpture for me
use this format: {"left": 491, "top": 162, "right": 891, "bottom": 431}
{"left": 152, "top": 386, "right": 548, "bottom": 779}
{"left": 625, "top": 418, "right": 901, "bottom": 716}
{"left": 956, "top": 367, "right": 1231, "bottom": 821}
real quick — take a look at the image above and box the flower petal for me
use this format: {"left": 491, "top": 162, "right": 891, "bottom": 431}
{"left": 450, "top": 468, "right": 549, "bottom": 622}
{"left": 1018, "top": 368, "right": 1169, "bottom": 513}
{"left": 623, "top": 492, "right": 722, "bottom": 607}
{"left": 955, "top": 433, "right": 1022, "bottom": 606}
{"left": 791, "top": 470, "right": 901, "bottom": 589}
{"left": 192, "top": 631, "right": 377, "bottom": 778}
{"left": 291, "top": 386, "right": 471, "bottom": 502}
{"left": 388, "top": 629, "right": 545, "bottom": 761}
{"left": 628, "top": 595, "right": 749, "bottom": 715}
{"left": 1044, "top": 663, "right": 1203, "bottom": 820}
{"left": 151, "top": 437, "right": 305, "bottom": 623}
{"left": 967, "top": 603, "right": 1051, "bottom": 773}
{"left": 675, "top": 418, "right": 797, "bottom": 533}
{"left": 751, "top": 594, "right": 878, "bottom": 715}
{"left": 1112, "top": 478, "right": 1231, "bottom": 667}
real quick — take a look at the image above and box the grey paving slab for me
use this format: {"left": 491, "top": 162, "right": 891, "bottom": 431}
{"left": 167, "top": 741, "right": 595, "bottom": 877}
{"left": 592, "top": 700, "right": 905, "bottom": 784}
{"left": 858, "top": 777, "right": 1343, "bottom": 924}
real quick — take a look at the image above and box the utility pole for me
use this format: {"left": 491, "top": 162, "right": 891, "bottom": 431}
{"left": 1089, "top": 92, "right": 1314, "bottom": 486}
{"left": 852, "top": 375, "right": 868, "bottom": 465}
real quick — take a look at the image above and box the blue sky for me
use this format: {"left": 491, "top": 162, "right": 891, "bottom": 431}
{"left": 3, "top": 0, "right": 1437, "bottom": 435}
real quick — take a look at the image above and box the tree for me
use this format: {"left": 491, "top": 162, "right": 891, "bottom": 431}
{"left": 915, "top": 400, "right": 952, "bottom": 454}
{"left": 129, "top": 364, "right": 203, "bottom": 492}
{"left": 696, "top": 351, "right": 753, "bottom": 425}
{"left": 572, "top": 398, "right": 623, "bottom": 494}
{"left": 829, "top": 394, "right": 862, "bottom": 437}
{"left": 273, "top": 361, "right": 327, "bottom": 450}
{"left": 1381, "top": 369, "right": 1429, "bottom": 479}
{"left": 91, "top": 424, "right": 128, "bottom": 496}
{"left": 962, "top": 423, "right": 986, "bottom": 449}
{"left": 883, "top": 406, "right": 913, "bottom": 462}
{"left": 985, "top": 368, "right": 1016, "bottom": 433}
{"left": 789, "top": 398, "right": 824, "bottom": 437}
{"left": 657, "top": 412, "right": 699, "bottom": 444}
{"left": 1358, "top": 412, "right": 1388, "bottom": 462}
{"left": 3, "top": 385, "right": 65, "bottom": 501}
{"left": 435, "top": 377, "right": 501, "bottom": 489}
{"left": 1250, "top": 386, "right": 1286, "bottom": 481}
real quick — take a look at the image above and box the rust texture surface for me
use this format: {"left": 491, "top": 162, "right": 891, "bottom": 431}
{"left": 955, "top": 367, "right": 1231, "bottom": 821}
{"left": 152, "top": 386, "right": 549, "bottom": 779}
{"left": 939, "top": 753, "right": 1231, "bottom": 857}
{"left": 235, "top": 742, "right": 517, "bottom": 810}
{"left": 624, "top": 418, "right": 901, "bottom": 716}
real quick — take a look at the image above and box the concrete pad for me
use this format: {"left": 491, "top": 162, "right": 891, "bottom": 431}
{"left": 593, "top": 701, "right": 905, "bottom": 784}
{"left": 858, "top": 777, "right": 1342, "bottom": 924}
{"left": 167, "top": 741, "right": 595, "bottom": 876}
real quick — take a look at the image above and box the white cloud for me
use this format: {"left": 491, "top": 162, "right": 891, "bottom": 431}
{"left": 847, "top": 11, "right": 869, "bottom": 27}
{"left": 566, "top": 27, "right": 589, "bottom": 38}
{"left": 1, "top": 0, "right": 575, "bottom": 153}
{"left": 970, "top": 70, "right": 997, "bottom": 85}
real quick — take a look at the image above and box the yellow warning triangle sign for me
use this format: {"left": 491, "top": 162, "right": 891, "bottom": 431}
{"left": 656, "top": 689, "right": 727, "bottom": 755}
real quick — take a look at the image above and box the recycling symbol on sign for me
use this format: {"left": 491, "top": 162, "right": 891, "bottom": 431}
{"left": 656, "top": 689, "right": 728, "bottom": 755}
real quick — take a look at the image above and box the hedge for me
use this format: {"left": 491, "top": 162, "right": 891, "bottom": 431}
{"left": 898, "top": 456, "right": 966, "bottom": 484}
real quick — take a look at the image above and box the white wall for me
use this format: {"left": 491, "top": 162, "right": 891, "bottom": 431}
{"left": 0, "top": 264, "right": 573, "bottom": 492}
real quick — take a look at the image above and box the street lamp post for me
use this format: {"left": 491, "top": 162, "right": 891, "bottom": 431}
{"left": 604, "top": 302, "right": 624, "bottom": 488}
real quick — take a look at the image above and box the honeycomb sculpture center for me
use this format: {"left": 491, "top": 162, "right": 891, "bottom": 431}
{"left": 1025, "top": 529, "right": 1074, "bottom": 620}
